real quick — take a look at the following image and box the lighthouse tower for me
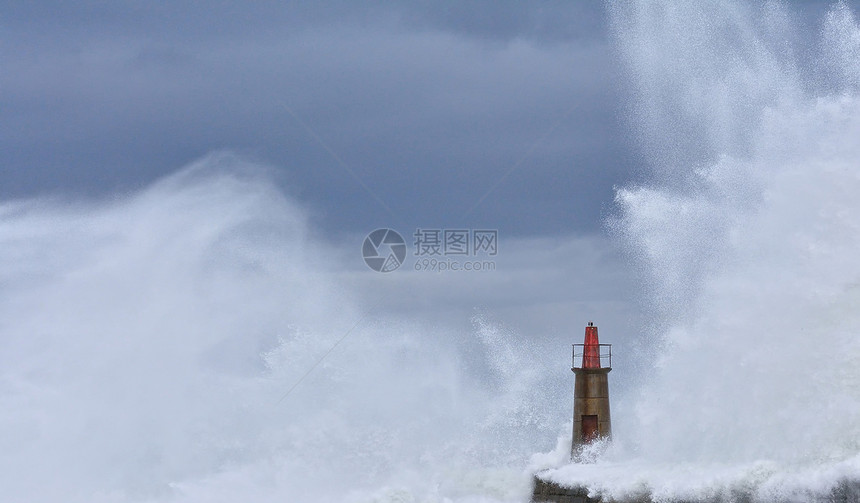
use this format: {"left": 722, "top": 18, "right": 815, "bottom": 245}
{"left": 571, "top": 321, "right": 611, "bottom": 456}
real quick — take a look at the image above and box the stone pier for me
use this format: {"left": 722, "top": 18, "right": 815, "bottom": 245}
{"left": 531, "top": 475, "right": 860, "bottom": 503}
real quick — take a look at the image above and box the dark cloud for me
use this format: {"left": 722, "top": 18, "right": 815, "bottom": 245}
{"left": 1, "top": 2, "right": 637, "bottom": 236}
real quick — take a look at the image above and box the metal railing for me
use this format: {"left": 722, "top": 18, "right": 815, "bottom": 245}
{"left": 572, "top": 343, "right": 612, "bottom": 369}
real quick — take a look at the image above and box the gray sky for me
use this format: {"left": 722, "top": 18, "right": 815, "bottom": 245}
{"left": 2, "top": 1, "right": 854, "bottom": 238}
{"left": 3, "top": 0, "right": 856, "bottom": 349}
{"left": 1, "top": 1, "right": 639, "bottom": 238}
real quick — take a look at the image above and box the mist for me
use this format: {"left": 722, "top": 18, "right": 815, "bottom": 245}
{"left": 0, "top": 153, "right": 637, "bottom": 502}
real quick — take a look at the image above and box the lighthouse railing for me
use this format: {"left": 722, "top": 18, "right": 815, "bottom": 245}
{"left": 572, "top": 343, "right": 612, "bottom": 369}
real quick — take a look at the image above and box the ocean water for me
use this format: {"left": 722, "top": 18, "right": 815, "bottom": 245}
{"left": 4, "top": 1, "right": 860, "bottom": 502}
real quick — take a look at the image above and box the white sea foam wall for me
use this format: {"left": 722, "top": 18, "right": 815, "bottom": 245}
{"left": 539, "top": 1, "right": 860, "bottom": 501}
{"left": 0, "top": 154, "right": 594, "bottom": 502}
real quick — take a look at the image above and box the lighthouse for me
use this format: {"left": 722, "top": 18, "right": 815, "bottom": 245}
{"left": 571, "top": 321, "right": 611, "bottom": 456}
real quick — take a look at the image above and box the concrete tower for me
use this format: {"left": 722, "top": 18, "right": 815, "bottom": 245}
{"left": 571, "top": 321, "right": 611, "bottom": 455}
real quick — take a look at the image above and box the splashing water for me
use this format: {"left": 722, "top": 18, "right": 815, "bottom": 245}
{"left": 538, "top": 1, "right": 860, "bottom": 501}
{"left": 6, "top": 2, "right": 860, "bottom": 502}
{"left": 0, "top": 154, "right": 585, "bottom": 502}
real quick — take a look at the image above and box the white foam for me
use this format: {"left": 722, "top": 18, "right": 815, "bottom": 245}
{"left": 0, "top": 154, "right": 586, "bottom": 502}
{"left": 543, "top": 1, "right": 860, "bottom": 500}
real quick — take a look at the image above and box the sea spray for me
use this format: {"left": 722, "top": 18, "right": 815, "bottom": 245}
{"left": 0, "top": 154, "right": 576, "bottom": 502}
{"left": 539, "top": 1, "right": 860, "bottom": 500}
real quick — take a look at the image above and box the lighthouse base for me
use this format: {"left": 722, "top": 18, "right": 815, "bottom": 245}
{"left": 571, "top": 367, "right": 611, "bottom": 454}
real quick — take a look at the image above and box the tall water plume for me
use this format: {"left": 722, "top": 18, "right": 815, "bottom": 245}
{"left": 544, "top": 1, "right": 860, "bottom": 500}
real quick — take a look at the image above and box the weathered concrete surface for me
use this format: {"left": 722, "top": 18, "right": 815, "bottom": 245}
{"left": 531, "top": 475, "right": 860, "bottom": 503}
{"left": 571, "top": 367, "right": 611, "bottom": 452}
{"left": 531, "top": 476, "right": 601, "bottom": 503}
